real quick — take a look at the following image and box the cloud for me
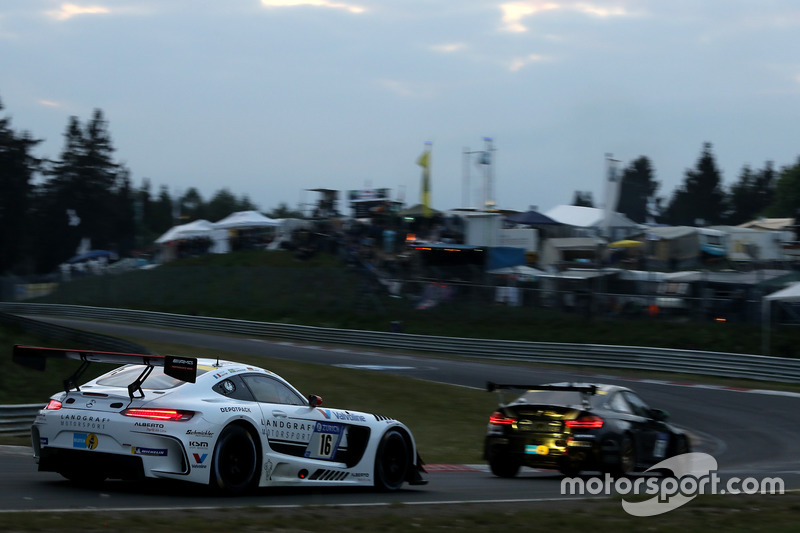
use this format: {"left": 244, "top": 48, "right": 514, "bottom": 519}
{"left": 508, "top": 53, "right": 547, "bottom": 71}
{"left": 431, "top": 42, "right": 467, "bottom": 54}
{"left": 39, "top": 100, "right": 61, "bottom": 107}
{"left": 260, "top": 0, "right": 365, "bottom": 14}
{"left": 45, "top": 3, "right": 110, "bottom": 21}
{"left": 499, "top": 1, "right": 630, "bottom": 33}
{"left": 375, "top": 79, "right": 438, "bottom": 99}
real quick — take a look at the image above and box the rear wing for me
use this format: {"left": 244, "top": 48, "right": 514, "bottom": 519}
{"left": 13, "top": 345, "right": 197, "bottom": 399}
{"left": 486, "top": 382, "right": 598, "bottom": 395}
{"left": 487, "top": 382, "right": 598, "bottom": 409}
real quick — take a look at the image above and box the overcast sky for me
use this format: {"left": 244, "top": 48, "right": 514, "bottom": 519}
{"left": 3, "top": 1, "right": 799, "bottom": 217}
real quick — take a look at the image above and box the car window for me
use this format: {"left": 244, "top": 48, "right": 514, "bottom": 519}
{"left": 241, "top": 375, "right": 305, "bottom": 405}
{"left": 607, "top": 391, "right": 633, "bottom": 414}
{"left": 623, "top": 391, "right": 651, "bottom": 417}
{"left": 212, "top": 376, "right": 255, "bottom": 401}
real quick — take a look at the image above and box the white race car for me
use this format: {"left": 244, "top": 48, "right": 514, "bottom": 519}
{"left": 14, "top": 345, "right": 427, "bottom": 494}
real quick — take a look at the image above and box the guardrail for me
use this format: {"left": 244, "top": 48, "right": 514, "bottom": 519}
{"left": 2, "top": 302, "right": 800, "bottom": 384}
{"left": 0, "top": 404, "right": 42, "bottom": 437}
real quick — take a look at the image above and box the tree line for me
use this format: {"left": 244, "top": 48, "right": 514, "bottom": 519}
{"left": 3, "top": 97, "right": 800, "bottom": 276}
{"left": 577, "top": 142, "right": 800, "bottom": 227}
{"left": 0, "top": 98, "right": 301, "bottom": 276}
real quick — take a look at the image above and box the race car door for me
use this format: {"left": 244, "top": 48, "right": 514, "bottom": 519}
{"left": 621, "top": 391, "right": 672, "bottom": 463}
{"left": 240, "top": 374, "right": 347, "bottom": 462}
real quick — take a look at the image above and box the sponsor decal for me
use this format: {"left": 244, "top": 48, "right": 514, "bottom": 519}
{"left": 60, "top": 414, "right": 109, "bottom": 430}
{"left": 134, "top": 421, "right": 167, "bottom": 433}
{"left": 318, "top": 409, "right": 366, "bottom": 422}
{"left": 131, "top": 446, "right": 168, "bottom": 456}
{"left": 189, "top": 441, "right": 209, "bottom": 448}
{"left": 39, "top": 437, "right": 48, "bottom": 446}
{"left": 85, "top": 400, "right": 96, "bottom": 408}
{"left": 186, "top": 429, "right": 214, "bottom": 437}
{"left": 192, "top": 453, "right": 209, "bottom": 469}
{"left": 266, "top": 419, "right": 314, "bottom": 441}
{"left": 305, "top": 421, "right": 344, "bottom": 460}
{"left": 73, "top": 433, "right": 99, "bottom": 450}
{"left": 350, "top": 473, "right": 370, "bottom": 478}
{"left": 220, "top": 406, "right": 251, "bottom": 413}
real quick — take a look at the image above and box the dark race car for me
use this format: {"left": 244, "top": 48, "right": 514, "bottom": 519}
{"left": 483, "top": 382, "right": 690, "bottom": 478}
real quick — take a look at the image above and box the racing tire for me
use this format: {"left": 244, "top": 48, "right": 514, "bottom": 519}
{"left": 673, "top": 434, "right": 691, "bottom": 455}
{"left": 374, "top": 429, "right": 410, "bottom": 491}
{"left": 489, "top": 455, "right": 520, "bottom": 478}
{"left": 608, "top": 435, "right": 636, "bottom": 478}
{"left": 210, "top": 424, "right": 259, "bottom": 495}
{"left": 558, "top": 460, "right": 581, "bottom": 478}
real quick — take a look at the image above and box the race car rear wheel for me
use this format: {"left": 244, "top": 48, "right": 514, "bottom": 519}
{"left": 374, "top": 429, "right": 409, "bottom": 491}
{"left": 210, "top": 424, "right": 259, "bottom": 495}
{"left": 489, "top": 455, "right": 520, "bottom": 478}
{"left": 608, "top": 435, "right": 636, "bottom": 477}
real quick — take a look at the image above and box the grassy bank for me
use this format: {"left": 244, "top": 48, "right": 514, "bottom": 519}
{"left": 31, "top": 250, "right": 799, "bottom": 356}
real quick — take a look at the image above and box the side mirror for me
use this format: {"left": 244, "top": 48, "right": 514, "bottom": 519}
{"left": 308, "top": 394, "right": 323, "bottom": 407}
{"left": 650, "top": 408, "right": 669, "bottom": 421}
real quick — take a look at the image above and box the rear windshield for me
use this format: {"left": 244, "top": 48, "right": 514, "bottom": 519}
{"left": 97, "top": 365, "right": 208, "bottom": 390}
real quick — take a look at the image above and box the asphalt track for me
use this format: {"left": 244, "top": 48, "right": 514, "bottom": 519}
{"left": 2, "top": 317, "right": 799, "bottom": 513}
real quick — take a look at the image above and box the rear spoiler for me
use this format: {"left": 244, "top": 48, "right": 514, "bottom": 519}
{"left": 13, "top": 345, "right": 197, "bottom": 399}
{"left": 487, "top": 382, "right": 598, "bottom": 395}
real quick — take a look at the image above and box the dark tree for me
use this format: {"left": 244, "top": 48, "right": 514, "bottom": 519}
{"left": 766, "top": 158, "right": 800, "bottom": 218}
{"left": 617, "top": 156, "right": 659, "bottom": 223}
{"left": 266, "top": 202, "right": 304, "bottom": 219}
{"left": 727, "top": 162, "right": 776, "bottom": 225}
{"left": 34, "top": 109, "right": 124, "bottom": 271}
{"left": 0, "top": 99, "right": 41, "bottom": 274}
{"left": 179, "top": 188, "right": 206, "bottom": 221}
{"left": 206, "top": 188, "right": 243, "bottom": 222}
{"left": 664, "top": 142, "right": 726, "bottom": 226}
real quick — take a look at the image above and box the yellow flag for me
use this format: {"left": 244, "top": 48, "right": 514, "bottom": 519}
{"left": 417, "top": 150, "right": 430, "bottom": 170}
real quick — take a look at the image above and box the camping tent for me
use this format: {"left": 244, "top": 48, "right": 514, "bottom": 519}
{"left": 214, "top": 210, "right": 279, "bottom": 229}
{"left": 544, "top": 205, "right": 641, "bottom": 241}
{"left": 154, "top": 219, "right": 215, "bottom": 243}
{"left": 761, "top": 282, "right": 800, "bottom": 355}
{"left": 505, "top": 210, "right": 562, "bottom": 226}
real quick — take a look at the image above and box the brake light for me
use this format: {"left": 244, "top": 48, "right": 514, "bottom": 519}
{"left": 122, "top": 408, "right": 194, "bottom": 421}
{"left": 45, "top": 400, "right": 62, "bottom": 410}
{"left": 565, "top": 415, "right": 604, "bottom": 429}
{"left": 489, "top": 411, "right": 516, "bottom": 426}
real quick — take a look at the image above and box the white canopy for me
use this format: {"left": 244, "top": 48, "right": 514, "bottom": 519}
{"left": 214, "top": 210, "right": 279, "bottom": 229}
{"left": 764, "top": 282, "right": 800, "bottom": 302}
{"left": 762, "top": 281, "right": 800, "bottom": 356}
{"left": 154, "top": 219, "right": 215, "bottom": 243}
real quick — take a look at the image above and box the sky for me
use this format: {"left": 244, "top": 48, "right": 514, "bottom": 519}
{"left": 2, "top": 1, "right": 800, "bottom": 218}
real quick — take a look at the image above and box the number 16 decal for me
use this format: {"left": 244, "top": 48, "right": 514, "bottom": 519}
{"left": 305, "top": 421, "right": 343, "bottom": 460}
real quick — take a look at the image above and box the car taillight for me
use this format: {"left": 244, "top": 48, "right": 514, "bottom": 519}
{"left": 565, "top": 415, "right": 604, "bottom": 429}
{"left": 489, "top": 411, "right": 516, "bottom": 426}
{"left": 45, "top": 400, "right": 62, "bottom": 410}
{"left": 122, "top": 408, "right": 194, "bottom": 421}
